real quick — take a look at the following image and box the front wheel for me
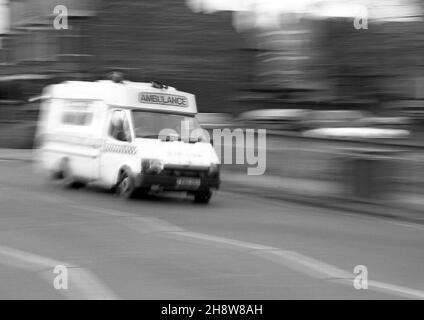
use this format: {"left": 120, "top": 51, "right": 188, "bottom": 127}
{"left": 115, "top": 172, "right": 136, "bottom": 199}
{"left": 193, "top": 190, "right": 212, "bottom": 204}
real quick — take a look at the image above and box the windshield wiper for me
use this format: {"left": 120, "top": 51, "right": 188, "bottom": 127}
{"left": 165, "top": 137, "right": 202, "bottom": 143}
{"left": 139, "top": 134, "right": 159, "bottom": 139}
{"left": 139, "top": 134, "right": 202, "bottom": 143}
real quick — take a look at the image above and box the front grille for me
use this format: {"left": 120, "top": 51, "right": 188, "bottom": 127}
{"left": 162, "top": 169, "right": 207, "bottom": 178}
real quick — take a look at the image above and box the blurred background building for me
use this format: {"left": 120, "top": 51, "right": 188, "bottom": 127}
{"left": 0, "top": 0, "right": 251, "bottom": 112}
{"left": 0, "top": 0, "right": 423, "bottom": 113}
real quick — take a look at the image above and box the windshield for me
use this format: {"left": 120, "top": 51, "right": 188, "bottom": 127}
{"left": 132, "top": 110, "right": 204, "bottom": 141}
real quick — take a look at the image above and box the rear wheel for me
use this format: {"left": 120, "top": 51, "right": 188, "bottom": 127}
{"left": 193, "top": 190, "right": 212, "bottom": 204}
{"left": 60, "top": 160, "right": 86, "bottom": 189}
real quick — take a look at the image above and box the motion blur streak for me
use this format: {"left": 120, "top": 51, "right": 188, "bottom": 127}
{"left": 0, "top": 244, "right": 118, "bottom": 299}
{"left": 1, "top": 0, "right": 424, "bottom": 300}
{"left": 0, "top": 160, "right": 424, "bottom": 299}
{"left": 93, "top": 206, "right": 424, "bottom": 299}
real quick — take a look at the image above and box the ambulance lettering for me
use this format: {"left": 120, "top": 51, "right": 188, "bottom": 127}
{"left": 139, "top": 93, "right": 188, "bottom": 107}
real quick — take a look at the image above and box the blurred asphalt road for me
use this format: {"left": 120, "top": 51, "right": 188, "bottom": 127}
{"left": 0, "top": 160, "right": 423, "bottom": 299}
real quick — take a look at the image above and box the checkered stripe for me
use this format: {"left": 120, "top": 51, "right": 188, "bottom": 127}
{"left": 104, "top": 144, "right": 137, "bottom": 155}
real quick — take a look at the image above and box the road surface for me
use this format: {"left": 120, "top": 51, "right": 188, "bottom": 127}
{"left": 0, "top": 160, "right": 423, "bottom": 299}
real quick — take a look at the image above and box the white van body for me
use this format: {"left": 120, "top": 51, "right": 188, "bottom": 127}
{"left": 35, "top": 80, "right": 220, "bottom": 203}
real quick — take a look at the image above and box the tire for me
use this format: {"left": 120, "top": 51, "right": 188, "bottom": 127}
{"left": 135, "top": 187, "right": 150, "bottom": 198}
{"left": 115, "top": 171, "right": 136, "bottom": 199}
{"left": 193, "top": 190, "right": 212, "bottom": 204}
{"left": 61, "top": 160, "right": 86, "bottom": 189}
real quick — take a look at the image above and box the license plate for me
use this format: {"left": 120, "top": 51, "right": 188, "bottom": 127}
{"left": 176, "top": 177, "right": 201, "bottom": 189}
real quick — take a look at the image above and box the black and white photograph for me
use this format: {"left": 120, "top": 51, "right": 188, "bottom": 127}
{"left": 0, "top": 0, "right": 423, "bottom": 305}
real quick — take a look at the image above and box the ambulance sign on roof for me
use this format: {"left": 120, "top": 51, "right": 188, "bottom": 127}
{"left": 139, "top": 92, "right": 188, "bottom": 108}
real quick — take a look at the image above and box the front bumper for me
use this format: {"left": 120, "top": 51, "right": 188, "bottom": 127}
{"left": 134, "top": 173, "right": 220, "bottom": 191}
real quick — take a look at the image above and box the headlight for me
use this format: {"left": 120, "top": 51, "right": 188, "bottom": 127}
{"left": 142, "top": 159, "right": 164, "bottom": 174}
{"left": 208, "top": 163, "right": 220, "bottom": 177}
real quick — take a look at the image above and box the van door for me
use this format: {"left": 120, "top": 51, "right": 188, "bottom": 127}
{"left": 99, "top": 109, "right": 134, "bottom": 187}
{"left": 55, "top": 99, "right": 99, "bottom": 180}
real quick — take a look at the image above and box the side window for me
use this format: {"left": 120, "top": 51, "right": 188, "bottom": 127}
{"left": 61, "top": 100, "right": 94, "bottom": 126}
{"left": 109, "top": 110, "right": 132, "bottom": 142}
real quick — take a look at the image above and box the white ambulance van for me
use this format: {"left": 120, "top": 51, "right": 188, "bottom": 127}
{"left": 35, "top": 78, "right": 220, "bottom": 203}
